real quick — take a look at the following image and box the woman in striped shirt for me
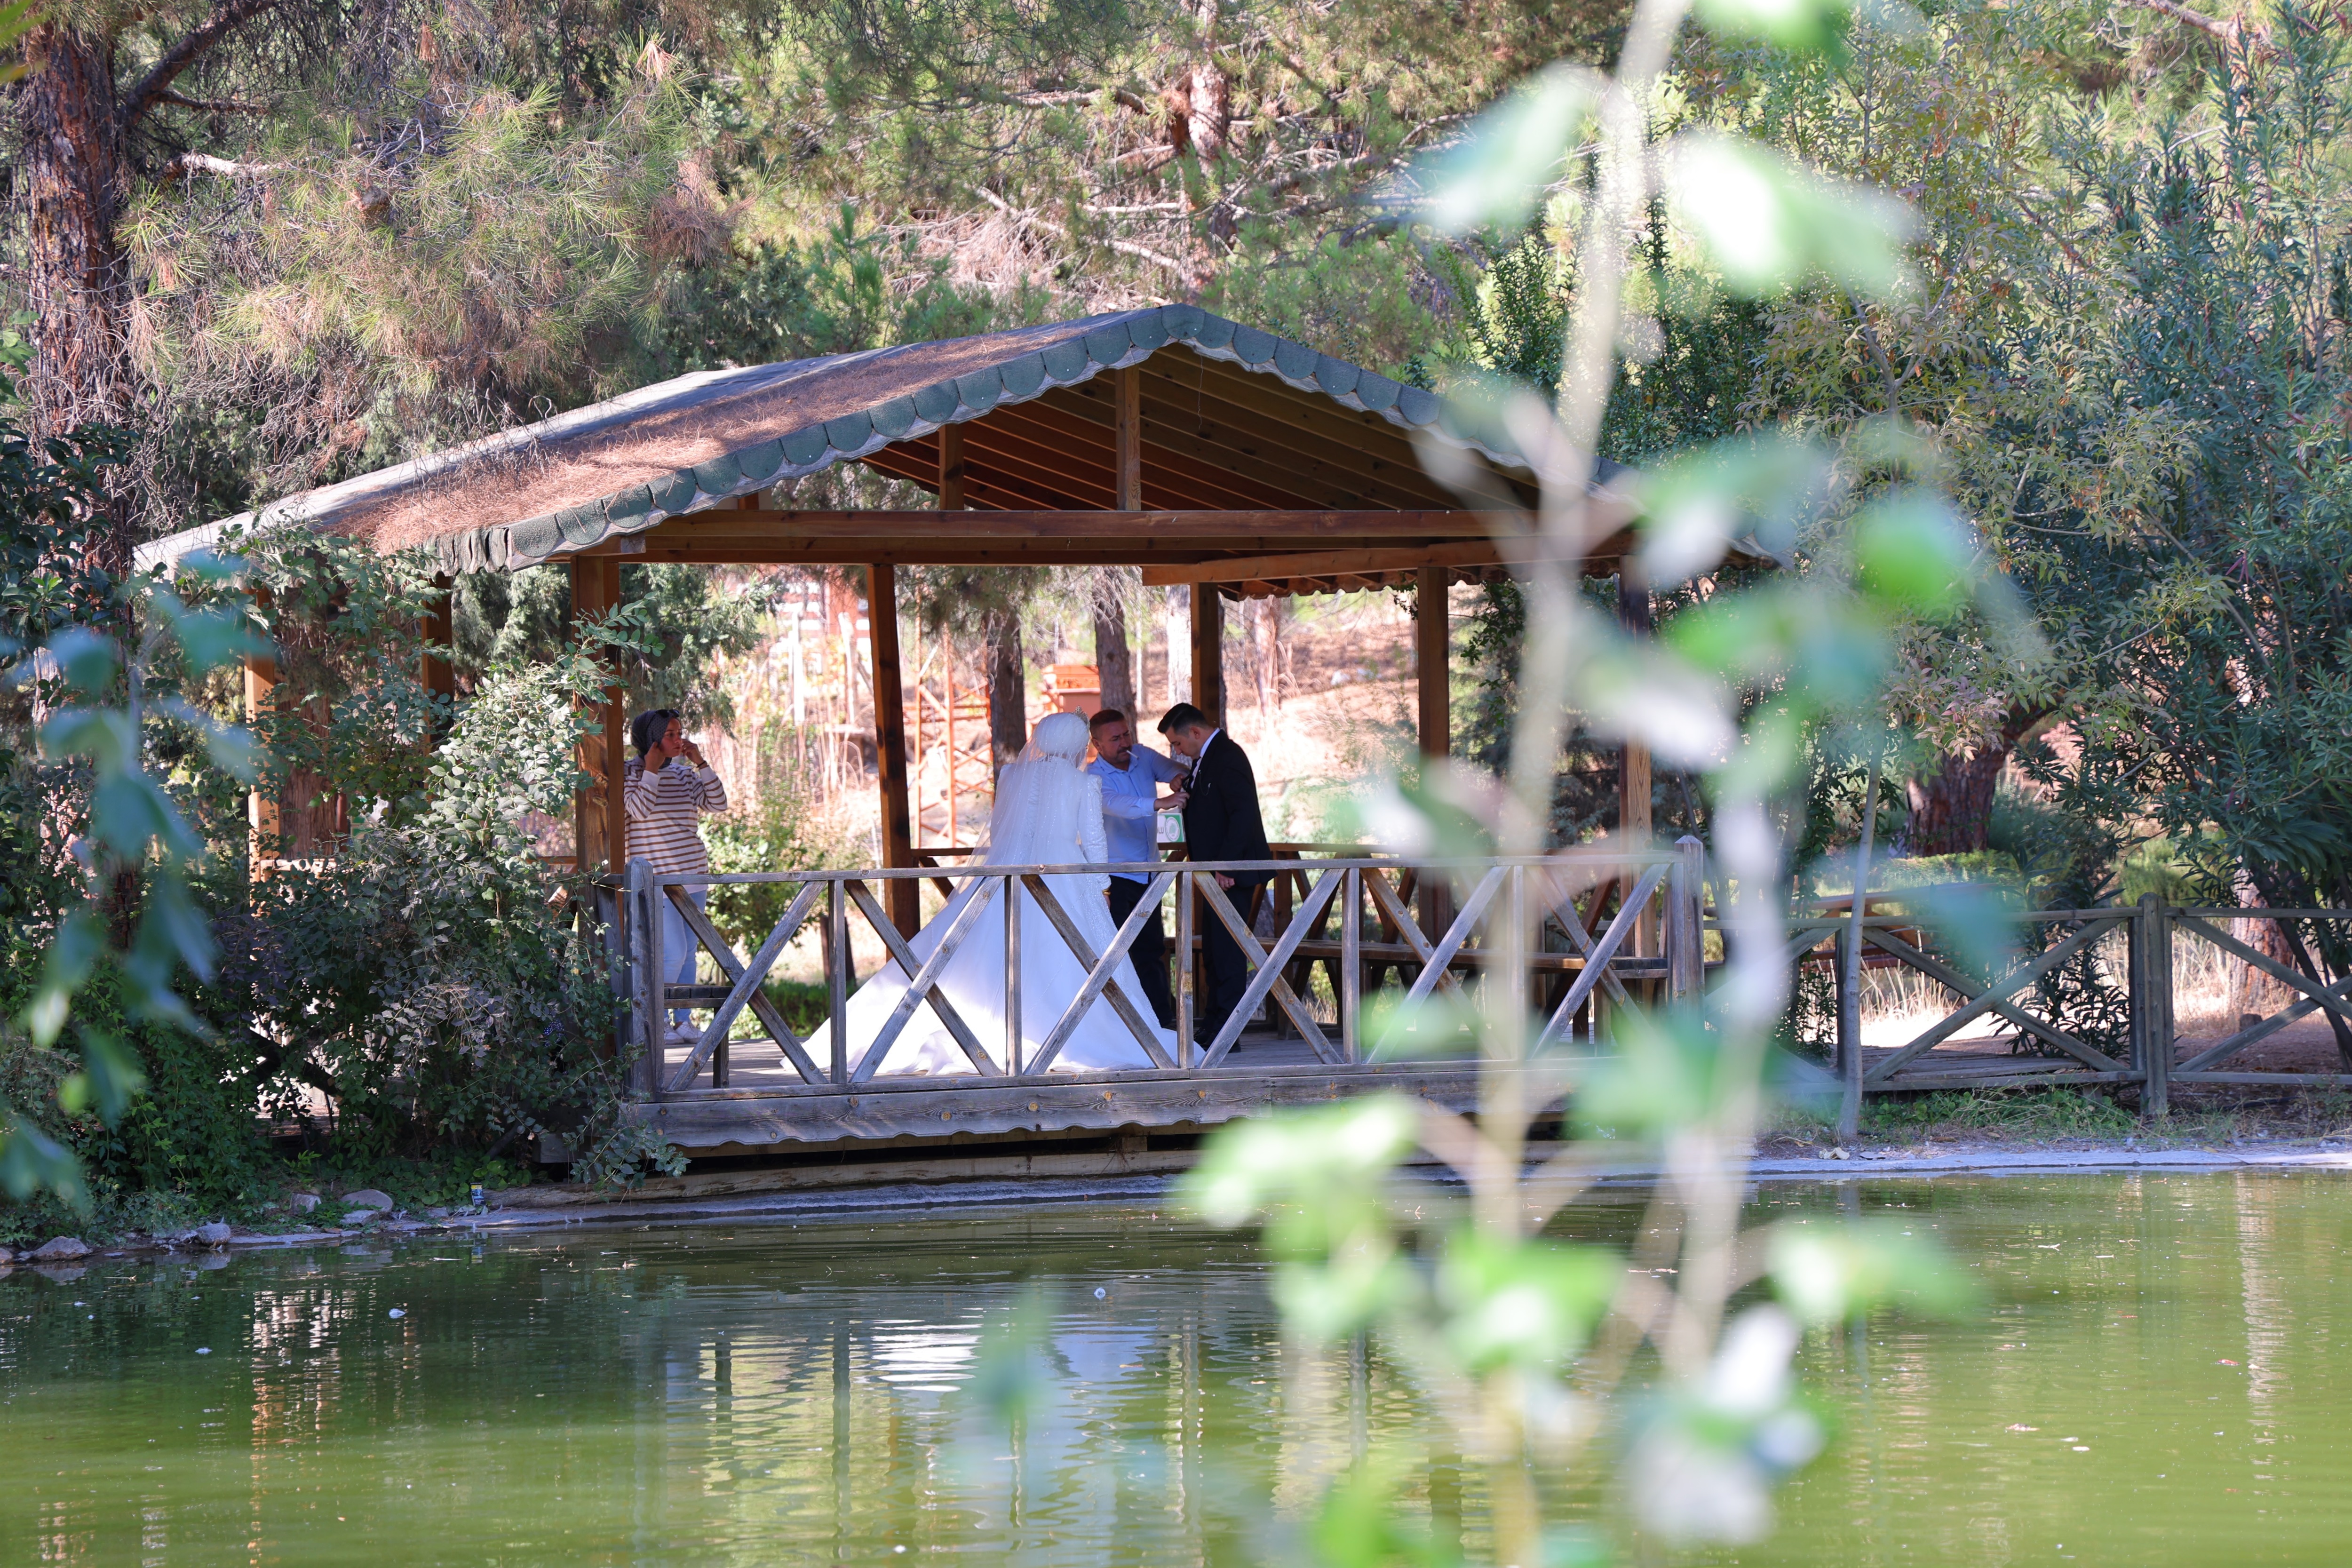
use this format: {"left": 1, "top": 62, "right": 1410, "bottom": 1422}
{"left": 625, "top": 708, "right": 729, "bottom": 1046}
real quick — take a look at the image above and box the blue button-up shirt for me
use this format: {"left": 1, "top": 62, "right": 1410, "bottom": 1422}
{"left": 1087, "top": 744, "right": 1188, "bottom": 882}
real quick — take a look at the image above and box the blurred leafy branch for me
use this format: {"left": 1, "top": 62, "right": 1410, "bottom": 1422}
{"left": 1156, "top": 0, "right": 2014, "bottom": 1557}
{"left": 0, "top": 420, "right": 260, "bottom": 1204}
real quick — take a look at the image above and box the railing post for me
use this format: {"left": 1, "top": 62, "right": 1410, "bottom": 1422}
{"left": 1005, "top": 869, "right": 1023, "bottom": 1076}
{"left": 1669, "top": 836, "right": 1706, "bottom": 1001}
{"left": 1834, "top": 922, "right": 1861, "bottom": 1143}
{"left": 645, "top": 873, "right": 670, "bottom": 1091}
{"left": 828, "top": 878, "right": 850, "bottom": 1085}
{"left": 1341, "top": 866, "right": 1362, "bottom": 1064}
{"left": 1177, "top": 868, "right": 1195, "bottom": 1067}
{"left": 2140, "top": 892, "right": 2171, "bottom": 1118}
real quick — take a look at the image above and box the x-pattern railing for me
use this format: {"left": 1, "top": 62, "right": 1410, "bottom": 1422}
{"left": 623, "top": 842, "right": 1708, "bottom": 1099}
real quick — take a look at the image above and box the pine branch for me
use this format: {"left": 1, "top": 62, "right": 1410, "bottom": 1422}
{"left": 162, "top": 151, "right": 283, "bottom": 180}
{"left": 159, "top": 88, "right": 272, "bottom": 115}
{"left": 2120, "top": 0, "right": 2230, "bottom": 38}
{"left": 972, "top": 185, "right": 1200, "bottom": 287}
{"left": 119, "top": 0, "right": 288, "bottom": 132}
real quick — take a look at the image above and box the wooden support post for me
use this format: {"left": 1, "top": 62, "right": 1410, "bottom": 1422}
{"left": 1835, "top": 923, "right": 1862, "bottom": 1140}
{"left": 242, "top": 637, "right": 280, "bottom": 865}
{"left": 868, "top": 563, "right": 919, "bottom": 936}
{"left": 1190, "top": 586, "right": 1223, "bottom": 724}
{"left": 1114, "top": 367, "right": 1143, "bottom": 512}
{"left": 1416, "top": 564, "right": 1450, "bottom": 762}
{"left": 1617, "top": 570, "right": 1654, "bottom": 964}
{"left": 1415, "top": 564, "right": 1450, "bottom": 944}
{"left": 938, "top": 422, "right": 966, "bottom": 511}
{"left": 421, "top": 571, "right": 456, "bottom": 705}
{"left": 570, "top": 557, "right": 628, "bottom": 876}
{"left": 2140, "top": 892, "right": 2172, "bottom": 1117}
{"left": 1669, "top": 836, "right": 1706, "bottom": 999}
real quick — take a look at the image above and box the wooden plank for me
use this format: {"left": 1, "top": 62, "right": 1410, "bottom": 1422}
{"left": 1024, "top": 872, "right": 1178, "bottom": 1073}
{"left": 844, "top": 878, "right": 1003, "bottom": 1079}
{"left": 938, "top": 423, "right": 966, "bottom": 511}
{"left": 1053, "top": 373, "right": 1440, "bottom": 509}
{"left": 1535, "top": 863, "right": 1667, "bottom": 1046}
{"left": 1362, "top": 868, "right": 1473, "bottom": 1006}
{"left": 1417, "top": 563, "right": 1450, "bottom": 762}
{"left": 1861, "top": 926, "right": 2128, "bottom": 1074}
{"left": 700, "top": 509, "right": 1495, "bottom": 538}
{"left": 1017, "top": 875, "right": 1176, "bottom": 1069}
{"left": 1192, "top": 585, "right": 1223, "bottom": 722}
{"left": 1401, "top": 865, "right": 1508, "bottom": 1008}
{"left": 1863, "top": 917, "right": 2122, "bottom": 1082}
{"left": 1115, "top": 367, "right": 1143, "bottom": 510}
{"left": 2173, "top": 971, "right": 2352, "bottom": 1072}
{"left": 1045, "top": 380, "right": 1429, "bottom": 512}
{"left": 664, "top": 881, "right": 826, "bottom": 1090}
{"left": 1011, "top": 391, "right": 1337, "bottom": 510}
{"left": 625, "top": 1058, "right": 1494, "bottom": 1146}
{"left": 2176, "top": 914, "right": 2352, "bottom": 1031}
{"left": 868, "top": 564, "right": 919, "bottom": 935}
{"left": 1139, "top": 539, "right": 1635, "bottom": 586}
{"left": 1140, "top": 358, "right": 1462, "bottom": 506}
{"left": 1195, "top": 870, "right": 1346, "bottom": 1065}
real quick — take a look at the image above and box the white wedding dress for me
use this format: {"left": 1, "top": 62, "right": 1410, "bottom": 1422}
{"left": 836, "top": 712, "right": 1177, "bottom": 1076}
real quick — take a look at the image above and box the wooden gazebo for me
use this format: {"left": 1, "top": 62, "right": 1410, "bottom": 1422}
{"left": 148, "top": 305, "right": 1657, "bottom": 927}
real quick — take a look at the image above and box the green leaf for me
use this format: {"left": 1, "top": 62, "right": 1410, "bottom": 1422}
{"left": 1693, "top": 0, "right": 1853, "bottom": 54}
{"left": 1575, "top": 1006, "right": 1739, "bottom": 1137}
{"left": 0, "top": 1112, "right": 85, "bottom": 1208}
{"left": 1417, "top": 63, "right": 1600, "bottom": 235}
{"left": 1668, "top": 134, "right": 1915, "bottom": 298}
{"left": 1770, "top": 1218, "right": 1982, "bottom": 1323}
{"left": 74, "top": 1026, "right": 148, "bottom": 1127}
{"left": 1852, "top": 495, "right": 1973, "bottom": 617}
{"left": 1436, "top": 1230, "right": 1621, "bottom": 1372}
{"left": 27, "top": 909, "right": 104, "bottom": 1048}
{"left": 1183, "top": 1095, "right": 1420, "bottom": 1229}
{"left": 42, "top": 627, "right": 119, "bottom": 696}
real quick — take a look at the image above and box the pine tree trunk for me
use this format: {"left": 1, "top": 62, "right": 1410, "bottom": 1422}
{"left": 19, "top": 27, "right": 136, "bottom": 438}
{"left": 18, "top": 25, "right": 140, "bottom": 567}
{"left": 1904, "top": 745, "right": 2008, "bottom": 855}
{"left": 1904, "top": 707, "right": 2049, "bottom": 856}
{"left": 1094, "top": 600, "right": 1136, "bottom": 719}
{"left": 987, "top": 614, "right": 1026, "bottom": 767}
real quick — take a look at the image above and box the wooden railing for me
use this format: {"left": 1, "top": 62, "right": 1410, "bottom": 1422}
{"left": 599, "top": 844, "right": 2352, "bottom": 1112}
{"left": 1780, "top": 893, "right": 2352, "bottom": 1112}
{"left": 616, "top": 841, "right": 1708, "bottom": 1101}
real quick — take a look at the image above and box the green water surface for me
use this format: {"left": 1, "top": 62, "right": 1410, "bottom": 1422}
{"left": 1, "top": 1171, "right": 2345, "bottom": 1565}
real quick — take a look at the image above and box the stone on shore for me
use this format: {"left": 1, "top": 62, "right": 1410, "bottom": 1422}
{"left": 30, "top": 1237, "right": 91, "bottom": 1262}
{"left": 342, "top": 1211, "right": 378, "bottom": 1227}
{"left": 290, "top": 1193, "right": 321, "bottom": 1214}
{"left": 342, "top": 1189, "right": 396, "bottom": 1210}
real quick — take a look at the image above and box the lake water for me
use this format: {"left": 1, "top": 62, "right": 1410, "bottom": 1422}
{"left": 2, "top": 1170, "right": 2346, "bottom": 1565}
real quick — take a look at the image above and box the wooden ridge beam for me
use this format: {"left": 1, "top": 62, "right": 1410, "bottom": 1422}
{"left": 645, "top": 508, "right": 1499, "bottom": 539}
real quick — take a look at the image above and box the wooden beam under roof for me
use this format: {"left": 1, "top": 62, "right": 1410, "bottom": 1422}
{"left": 638, "top": 508, "right": 1498, "bottom": 540}
{"left": 1136, "top": 532, "right": 1638, "bottom": 587}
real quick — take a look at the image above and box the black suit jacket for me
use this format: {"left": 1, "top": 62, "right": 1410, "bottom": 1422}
{"left": 1180, "top": 732, "right": 1271, "bottom": 868}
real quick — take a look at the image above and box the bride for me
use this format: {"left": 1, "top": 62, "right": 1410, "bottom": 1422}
{"left": 837, "top": 711, "right": 1177, "bottom": 1076}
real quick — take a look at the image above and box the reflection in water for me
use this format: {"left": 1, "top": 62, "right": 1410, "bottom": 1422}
{"left": 5, "top": 1175, "right": 2352, "bottom": 1564}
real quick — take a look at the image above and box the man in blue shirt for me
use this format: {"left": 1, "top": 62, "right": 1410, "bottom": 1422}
{"left": 1086, "top": 708, "right": 1190, "bottom": 1027}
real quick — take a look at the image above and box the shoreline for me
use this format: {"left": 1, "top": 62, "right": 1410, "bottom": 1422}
{"left": 14, "top": 1138, "right": 2352, "bottom": 1264}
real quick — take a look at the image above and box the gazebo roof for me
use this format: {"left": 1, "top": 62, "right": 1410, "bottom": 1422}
{"left": 142, "top": 306, "right": 1653, "bottom": 591}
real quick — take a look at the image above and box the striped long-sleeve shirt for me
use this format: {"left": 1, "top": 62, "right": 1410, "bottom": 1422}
{"left": 623, "top": 758, "right": 729, "bottom": 875}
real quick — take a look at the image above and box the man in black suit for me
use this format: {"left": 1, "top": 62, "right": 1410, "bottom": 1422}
{"left": 1159, "top": 702, "right": 1272, "bottom": 1045}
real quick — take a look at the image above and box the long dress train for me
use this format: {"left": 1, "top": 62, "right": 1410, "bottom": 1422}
{"left": 833, "top": 717, "right": 1177, "bottom": 1076}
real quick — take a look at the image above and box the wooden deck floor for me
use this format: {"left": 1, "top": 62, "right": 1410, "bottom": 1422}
{"left": 621, "top": 1028, "right": 2150, "bottom": 1158}
{"left": 627, "top": 1026, "right": 1486, "bottom": 1154}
